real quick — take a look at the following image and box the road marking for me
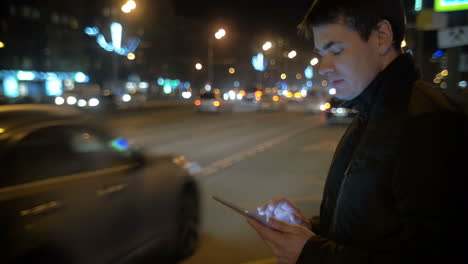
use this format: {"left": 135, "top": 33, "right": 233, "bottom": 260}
{"left": 302, "top": 140, "right": 337, "bottom": 152}
{"left": 240, "top": 258, "right": 276, "bottom": 264}
{"left": 196, "top": 126, "right": 314, "bottom": 180}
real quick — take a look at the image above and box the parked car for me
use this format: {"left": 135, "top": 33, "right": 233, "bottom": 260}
{"left": 321, "top": 97, "right": 358, "bottom": 125}
{"left": 194, "top": 92, "right": 232, "bottom": 113}
{"left": 0, "top": 104, "right": 200, "bottom": 264}
{"left": 257, "top": 94, "right": 285, "bottom": 112}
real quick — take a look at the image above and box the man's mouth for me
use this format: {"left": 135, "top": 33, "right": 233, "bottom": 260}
{"left": 330, "top": 80, "right": 344, "bottom": 87}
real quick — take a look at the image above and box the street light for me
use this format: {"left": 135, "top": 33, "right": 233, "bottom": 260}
{"left": 208, "top": 28, "right": 227, "bottom": 84}
{"left": 195, "top": 63, "right": 203, "bottom": 70}
{"left": 262, "top": 41, "right": 272, "bottom": 51}
{"left": 288, "top": 50, "right": 297, "bottom": 59}
{"left": 310, "top": 57, "right": 319, "bottom": 66}
{"left": 0, "top": 41, "right": 4, "bottom": 48}
{"left": 127, "top": 53, "right": 136, "bottom": 60}
{"left": 401, "top": 39, "right": 407, "bottom": 48}
{"left": 215, "top": 29, "right": 226, "bottom": 40}
{"left": 229, "top": 67, "right": 235, "bottom": 74}
{"left": 126, "top": 0, "right": 136, "bottom": 9}
{"left": 122, "top": 0, "right": 136, "bottom": 13}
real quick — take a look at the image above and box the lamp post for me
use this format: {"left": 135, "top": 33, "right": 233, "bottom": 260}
{"left": 207, "top": 28, "right": 226, "bottom": 86}
{"left": 262, "top": 41, "right": 272, "bottom": 51}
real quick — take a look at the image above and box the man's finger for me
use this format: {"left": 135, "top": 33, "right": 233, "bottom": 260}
{"left": 268, "top": 217, "right": 304, "bottom": 234}
{"left": 279, "top": 199, "right": 302, "bottom": 213}
{"left": 257, "top": 197, "right": 287, "bottom": 215}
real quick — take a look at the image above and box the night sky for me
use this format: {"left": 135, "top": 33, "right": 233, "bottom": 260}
{"left": 174, "top": 0, "right": 314, "bottom": 37}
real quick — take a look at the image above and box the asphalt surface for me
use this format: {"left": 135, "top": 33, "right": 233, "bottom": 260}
{"left": 101, "top": 106, "right": 348, "bottom": 264}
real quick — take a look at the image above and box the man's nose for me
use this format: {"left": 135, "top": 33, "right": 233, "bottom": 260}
{"left": 318, "top": 57, "right": 335, "bottom": 76}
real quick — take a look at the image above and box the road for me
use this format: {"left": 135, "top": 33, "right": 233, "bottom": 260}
{"left": 102, "top": 106, "right": 348, "bottom": 264}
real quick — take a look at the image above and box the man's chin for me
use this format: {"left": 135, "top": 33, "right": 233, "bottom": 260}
{"left": 334, "top": 94, "right": 352, "bottom": 101}
{"left": 334, "top": 90, "right": 360, "bottom": 101}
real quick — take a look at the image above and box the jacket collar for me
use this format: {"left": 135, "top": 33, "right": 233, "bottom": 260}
{"left": 341, "top": 53, "right": 420, "bottom": 116}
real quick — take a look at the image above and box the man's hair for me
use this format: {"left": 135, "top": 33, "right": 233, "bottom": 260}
{"left": 298, "top": 0, "right": 406, "bottom": 50}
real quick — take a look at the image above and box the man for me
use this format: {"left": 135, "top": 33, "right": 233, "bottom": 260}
{"left": 246, "top": 0, "right": 467, "bottom": 263}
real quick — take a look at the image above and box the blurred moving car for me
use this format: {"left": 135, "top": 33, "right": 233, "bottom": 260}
{"left": 321, "top": 97, "right": 358, "bottom": 125}
{"left": 0, "top": 105, "right": 200, "bottom": 264}
{"left": 194, "top": 92, "right": 231, "bottom": 113}
{"left": 232, "top": 91, "right": 259, "bottom": 112}
{"left": 257, "top": 94, "right": 285, "bottom": 112}
{"left": 304, "top": 90, "right": 327, "bottom": 114}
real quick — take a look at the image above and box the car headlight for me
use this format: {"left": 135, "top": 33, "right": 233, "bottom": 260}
{"left": 77, "top": 99, "right": 87, "bottom": 107}
{"left": 88, "top": 98, "right": 100, "bottom": 107}
{"left": 122, "top": 94, "right": 132, "bottom": 102}
{"left": 66, "top": 96, "right": 77, "bottom": 105}
{"left": 55, "top": 97, "right": 65, "bottom": 105}
{"left": 336, "top": 108, "right": 346, "bottom": 114}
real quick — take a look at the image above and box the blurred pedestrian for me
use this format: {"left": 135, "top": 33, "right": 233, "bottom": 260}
{"left": 246, "top": 0, "right": 467, "bottom": 263}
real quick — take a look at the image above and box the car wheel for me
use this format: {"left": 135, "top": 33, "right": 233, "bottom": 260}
{"left": 172, "top": 182, "right": 200, "bottom": 261}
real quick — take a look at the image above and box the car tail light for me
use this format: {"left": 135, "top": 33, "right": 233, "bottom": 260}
{"left": 213, "top": 101, "right": 220, "bottom": 107}
{"left": 195, "top": 100, "right": 201, "bottom": 106}
{"left": 320, "top": 102, "right": 331, "bottom": 111}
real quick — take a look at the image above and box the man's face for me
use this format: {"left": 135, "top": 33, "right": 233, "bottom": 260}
{"left": 313, "top": 22, "right": 381, "bottom": 100}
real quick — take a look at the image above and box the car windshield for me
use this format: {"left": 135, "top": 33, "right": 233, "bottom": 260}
{"left": 200, "top": 93, "right": 216, "bottom": 99}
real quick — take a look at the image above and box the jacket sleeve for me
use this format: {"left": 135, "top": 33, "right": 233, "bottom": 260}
{"left": 298, "top": 113, "right": 467, "bottom": 264}
{"left": 308, "top": 216, "right": 321, "bottom": 235}
{"left": 297, "top": 235, "right": 370, "bottom": 264}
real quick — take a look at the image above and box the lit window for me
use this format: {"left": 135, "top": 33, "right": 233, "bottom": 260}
{"left": 32, "top": 9, "right": 40, "bottom": 19}
{"left": 70, "top": 18, "right": 79, "bottom": 29}
{"left": 51, "top": 13, "right": 59, "bottom": 23}
{"left": 9, "top": 6, "right": 16, "bottom": 16}
{"left": 22, "top": 6, "right": 31, "bottom": 18}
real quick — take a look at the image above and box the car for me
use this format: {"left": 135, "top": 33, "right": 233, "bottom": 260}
{"left": 0, "top": 104, "right": 200, "bottom": 264}
{"left": 194, "top": 92, "right": 231, "bottom": 113}
{"left": 321, "top": 97, "right": 358, "bottom": 125}
{"left": 257, "top": 94, "right": 285, "bottom": 112}
{"left": 304, "top": 90, "right": 327, "bottom": 114}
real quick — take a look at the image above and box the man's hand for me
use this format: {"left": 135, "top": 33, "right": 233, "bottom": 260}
{"left": 247, "top": 216, "right": 316, "bottom": 264}
{"left": 257, "top": 197, "right": 311, "bottom": 229}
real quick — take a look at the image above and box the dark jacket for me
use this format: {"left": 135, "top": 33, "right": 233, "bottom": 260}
{"left": 298, "top": 54, "right": 467, "bottom": 264}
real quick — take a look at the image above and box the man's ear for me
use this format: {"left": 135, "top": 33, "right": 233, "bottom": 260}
{"left": 375, "top": 20, "right": 395, "bottom": 55}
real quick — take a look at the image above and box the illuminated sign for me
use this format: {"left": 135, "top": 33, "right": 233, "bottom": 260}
{"left": 304, "top": 66, "right": 314, "bottom": 79}
{"left": 415, "top": 0, "right": 423, "bottom": 11}
{"left": 435, "top": 0, "right": 468, "bottom": 12}
{"left": 85, "top": 23, "right": 140, "bottom": 56}
{"left": 252, "top": 53, "right": 268, "bottom": 72}
{"left": 111, "top": 22, "right": 122, "bottom": 50}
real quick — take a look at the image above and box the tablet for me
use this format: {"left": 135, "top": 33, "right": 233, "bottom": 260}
{"left": 212, "top": 195, "right": 278, "bottom": 231}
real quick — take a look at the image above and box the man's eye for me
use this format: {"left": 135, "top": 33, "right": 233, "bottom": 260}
{"left": 333, "top": 49, "right": 343, "bottom": 55}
